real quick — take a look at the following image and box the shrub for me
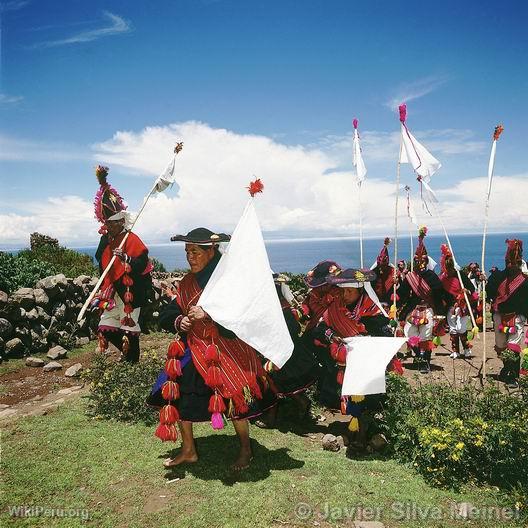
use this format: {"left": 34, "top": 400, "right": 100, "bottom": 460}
{"left": 0, "top": 251, "right": 57, "bottom": 294}
{"left": 150, "top": 257, "right": 167, "bottom": 273}
{"left": 378, "top": 375, "right": 528, "bottom": 498}
{"left": 83, "top": 351, "right": 164, "bottom": 425}
{"left": 17, "top": 244, "right": 97, "bottom": 278}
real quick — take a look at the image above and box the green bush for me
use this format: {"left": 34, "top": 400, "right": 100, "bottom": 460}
{"left": 17, "top": 245, "right": 97, "bottom": 278}
{"left": 150, "top": 257, "right": 167, "bottom": 273}
{"left": 378, "top": 375, "right": 528, "bottom": 497}
{"left": 83, "top": 351, "right": 164, "bottom": 425}
{"left": 0, "top": 251, "right": 57, "bottom": 294}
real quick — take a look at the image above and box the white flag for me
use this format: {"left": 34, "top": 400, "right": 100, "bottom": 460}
{"left": 154, "top": 154, "right": 180, "bottom": 194}
{"left": 353, "top": 129, "right": 367, "bottom": 184}
{"left": 399, "top": 124, "right": 441, "bottom": 183}
{"left": 341, "top": 336, "right": 407, "bottom": 396}
{"left": 198, "top": 200, "right": 294, "bottom": 368}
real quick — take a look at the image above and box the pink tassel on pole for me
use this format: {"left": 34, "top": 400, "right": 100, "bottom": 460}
{"left": 399, "top": 104, "right": 407, "bottom": 123}
{"left": 353, "top": 118, "right": 358, "bottom": 129}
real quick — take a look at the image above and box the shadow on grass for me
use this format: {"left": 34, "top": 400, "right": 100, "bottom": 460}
{"left": 159, "top": 435, "right": 305, "bottom": 486}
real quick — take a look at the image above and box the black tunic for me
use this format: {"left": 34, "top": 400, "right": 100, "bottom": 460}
{"left": 486, "top": 269, "right": 528, "bottom": 317}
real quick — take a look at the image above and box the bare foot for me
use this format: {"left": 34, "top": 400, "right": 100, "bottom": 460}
{"left": 163, "top": 451, "right": 198, "bottom": 468}
{"left": 231, "top": 449, "right": 253, "bottom": 471}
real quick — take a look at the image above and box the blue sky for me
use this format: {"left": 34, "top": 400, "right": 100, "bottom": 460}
{"left": 1, "top": 0, "right": 527, "bottom": 245}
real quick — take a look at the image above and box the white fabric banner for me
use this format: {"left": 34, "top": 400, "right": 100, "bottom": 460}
{"left": 353, "top": 129, "right": 367, "bottom": 184}
{"left": 341, "top": 336, "right": 407, "bottom": 396}
{"left": 399, "top": 124, "right": 441, "bottom": 182}
{"left": 198, "top": 200, "right": 294, "bottom": 368}
{"left": 154, "top": 154, "right": 180, "bottom": 194}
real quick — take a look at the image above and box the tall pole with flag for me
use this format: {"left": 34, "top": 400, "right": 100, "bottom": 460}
{"left": 404, "top": 185, "right": 417, "bottom": 272}
{"left": 78, "top": 142, "right": 184, "bottom": 322}
{"left": 481, "top": 124, "right": 504, "bottom": 378}
{"left": 352, "top": 118, "right": 367, "bottom": 268}
{"left": 397, "top": 104, "right": 479, "bottom": 335}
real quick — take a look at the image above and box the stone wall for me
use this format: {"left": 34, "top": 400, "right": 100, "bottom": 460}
{"left": 0, "top": 273, "right": 178, "bottom": 361}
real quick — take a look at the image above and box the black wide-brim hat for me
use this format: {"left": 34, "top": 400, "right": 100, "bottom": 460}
{"left": 304, "top": 260, "right": 341, "bottom": 288}
{"left": 170, "top": 227, "right": 231, "bottom": 245}
{"left": 326, "top": 268, "right": 376, "bottom": 287}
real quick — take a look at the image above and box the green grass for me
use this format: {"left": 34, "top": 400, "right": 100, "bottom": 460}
{"left": 2, "top": 398, "right": 522, "bottom": 528}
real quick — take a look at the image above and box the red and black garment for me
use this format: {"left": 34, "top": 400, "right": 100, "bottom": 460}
{"left": 372, "top": 238, "right": 395, "bottom": 305}
{"left": 156, "top": 251, "right": 276, "bottom": 431}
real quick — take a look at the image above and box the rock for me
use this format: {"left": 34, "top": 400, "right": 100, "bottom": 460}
{"left": 75, "top": 337, "right": 90, "bottom": 347}
{"left": 11, "top": 287, "right": 35, "bottom": 310}
{"left": 43, "top": 361, "right": 62, "bottom": 372}
{"left": 322, "top": 433, "right": 341, "bottom": 452}
{"left": 0, "top": 408, "right": 18, "bottom": 419}
{"left": 0, "top": 318, "right": 13, "bottom": 339}
{"left": 47, "top": 345, "right": 67, "bottom": 360}
{"left": 26, "top": 308, "right": 39, "bottom": 321}
{"left": 26, "top": 356, "right": 45, "bottom": 367}
{"left": 33, "top": 288, "right": 49, "bottom": 306}
{"left": 0, "top": 336, "right": 4, "bottom": 355}
{"left": 36, "top": 274, "right": 67, "bottom": 299}
{"left": 0, "top": 403, "right": 10, "bottom": 410}
{"left": 0, "top": 291, "right": 8, "bottom": 309}
{"left": 36, "top": 306, "right": 51, "bottom": 325}
{"left": 57, "top": 387, "right": 73, "bottom": 395}
{"left": 455, "top": 503, "right": 476, "bottom": 520}
{"left": 1, "top": 301, "right": 23, "bottom": 322}
{"left": 65, "top": 363, "right": 83, "bottom": 377}
{"left": 369, "top": 433, "right": 388, "bottom": 452}
{"left": 51, "top": 303, "right": 67, "bottom": 320}
{"left": 30, "top": 232, "right": 59, "bottom": 250}
{"left": 336, "top": 435, "right": 349, "bottom": 448}
{"left": 73, "top": 275, "right": 93, "bottom": 287}
{"left": 5, "top": 337, "right": 24, "bottom": 356}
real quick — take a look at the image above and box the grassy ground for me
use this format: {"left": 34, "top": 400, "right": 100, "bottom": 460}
{"left": 2, "top": 397, "right": 522, "bottom": 528}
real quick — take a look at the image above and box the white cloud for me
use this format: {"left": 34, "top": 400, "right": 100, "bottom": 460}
{"left": 1, "top": 122, "right": 524, "bottom": 245}
{"left": 30, "top": 11, "right": 132, "bottom": 49}
{"left": 385, "top": 75, "right": 450, "bottom": 111}
{"left": 0, "top": 93, "right": 23, "bottom": 104}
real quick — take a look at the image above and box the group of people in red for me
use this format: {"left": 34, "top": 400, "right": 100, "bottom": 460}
{"left": 89, "top": 165, "right": 528, "bottom": 471}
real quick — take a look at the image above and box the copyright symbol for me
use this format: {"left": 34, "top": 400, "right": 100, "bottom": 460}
{"left": 295, "top": 502, "right": 313, "bottom": 520}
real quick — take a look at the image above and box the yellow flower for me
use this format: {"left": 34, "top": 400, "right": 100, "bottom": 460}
{"left": 455, "top": 442, "right": 465, "bottom": 450}
{"left": 451, "top": 454, "right": 460, "bottom": 461}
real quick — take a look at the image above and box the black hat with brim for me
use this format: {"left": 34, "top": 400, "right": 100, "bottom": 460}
{"left": 304, "top": 260, "right": 341, "bottom": 288}
{"left": 326, "top": 268, "right": 376, "bottom": 287}
{"left": 170, "top": 227, "right": 231, "bottom": 245}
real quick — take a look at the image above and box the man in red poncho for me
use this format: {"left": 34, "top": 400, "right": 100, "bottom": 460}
{"left": 92, "top": 165, "right": 153, "bottom": 363}
{"left": 439, "top": 244, "right": 476, "bottom": 359}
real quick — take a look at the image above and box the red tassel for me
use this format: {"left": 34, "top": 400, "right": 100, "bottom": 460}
{"left": 122, "top": 275, "right": 133, "bottom": 287}
{"left": 329, "top": 342, "right": 347, "bottom": 364}
{"left": 161, "top": 381, "right": 180, "bottom": 401}
{"left": 205, "top": 343, "right": 220, "bottom": 363}
{"left": 205, "top": 365, "right": 222, "bottom": 389}
{"left": 340, "top": 398, "right": 348, "bottom": 415}
{"left": 167, "top": 339, "right": 186, "bottom": 358}
{"left": 123, "top": 263, "right": 131, "bottom": 273}
{"left": 98, "top": 332, "right": 108, "bottom": 352}
{"left": 165, "top": 359, "right": 182, "bottom": 379}
{"left": 123, "top": 291, "right": 134, "bottom": 303}
{"left": 123, "top": 303, "right": 134, "bottom": 314}
{"left": 336, "top": 369, "right": 345, "bottom": 385}
{"left": 208, "top": 393, "right": 227, "bottom": 413}
{"left": 247, "top": 178, "right": 264, "bottom": 197}
{"left": 232, "top": 393, "right": 249, "bottom": 415}
{"left": 155, "top": 423, "right": 178, "bottom": 442}
{"left": 120, "top": 316, "right": 136, "bottom": 328}
{"left": 160, "top": 404, "right": 179, "bottom": 424}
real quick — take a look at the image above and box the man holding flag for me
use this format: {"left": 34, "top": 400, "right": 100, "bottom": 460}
{"left": 92, "top": 165, "right": 153, "bottom": 363}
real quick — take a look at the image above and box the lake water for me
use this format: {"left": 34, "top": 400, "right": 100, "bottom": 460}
{"left": 34, "top": 232, "right": 527, "bottom": 274}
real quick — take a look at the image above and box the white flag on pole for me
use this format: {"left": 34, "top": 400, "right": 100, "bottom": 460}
{"left": 199, "top": 199, "right": 294, "bottom": 368}
{"left": 353, "top": 128, "right": 367, "bottom": 184}
{"left": 341, "top": 336, "right": 407, "bottom": 396}
{"left": 154, "top": 154, "right": 180, "bottom": 194}
{"left": 399, "top": 124, "right": 441, "bottom": 183}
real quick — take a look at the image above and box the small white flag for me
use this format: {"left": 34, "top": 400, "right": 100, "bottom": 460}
{"left": 199, "top": 198, "right": 294, "bottom": 368}
{"left": 154, "top": 154, "right": 180, "bottom": 194}
{"left": 353, "top": 128, "right": 367, "bottom": 184}
{"left": 399, "top": 124, "right": 441, "bottom": 183}
{"left": 341, "top": 336, "right": 407, "bottom": 396}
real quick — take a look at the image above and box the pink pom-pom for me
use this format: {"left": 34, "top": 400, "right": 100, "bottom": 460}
{"left": 211, "top": 412, "right": 225, "bottom": 430}
{"left": 408, "top": 336, "right": 420, "bottom": 348}
{"left": 399, "top": 104, "right": 407, "bottom": 123}
{"left": 353, "top": 118, "right": 358, "bottom": 129}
